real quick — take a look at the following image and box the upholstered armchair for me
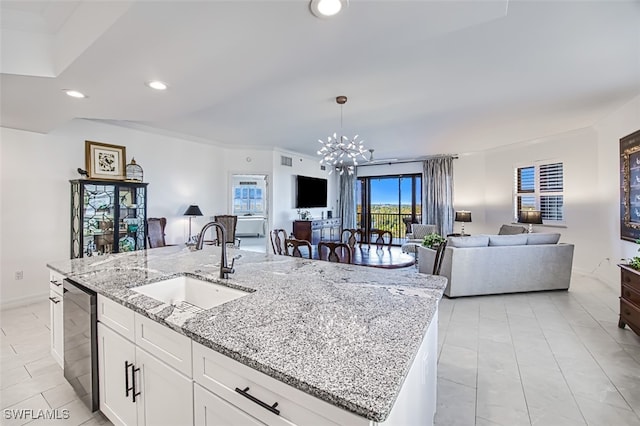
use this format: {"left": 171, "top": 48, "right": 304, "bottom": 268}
{"left": 406, "top": 224, "right": 437, "bottom": 243}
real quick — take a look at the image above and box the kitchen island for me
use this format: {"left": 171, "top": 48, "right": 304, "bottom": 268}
{"left": 48, "top": 245, "right": 446, "bottom": 425}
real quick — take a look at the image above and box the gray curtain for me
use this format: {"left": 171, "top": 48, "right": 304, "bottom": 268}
{"left": 423, "top": 157, "right": 455, "bottom": 236}
{"left": 338, "top": 167, "right": 356, "bottom": 230}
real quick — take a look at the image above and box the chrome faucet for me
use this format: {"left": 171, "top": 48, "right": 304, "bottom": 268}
{"left": 195, "top": 222, "right": 235, "bottom": 279}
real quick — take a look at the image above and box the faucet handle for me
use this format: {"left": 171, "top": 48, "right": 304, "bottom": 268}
{"left": 228, "top": 256, "right": 237, "bottom": 272}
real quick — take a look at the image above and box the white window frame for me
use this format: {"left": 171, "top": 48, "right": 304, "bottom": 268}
{"left": 513, "top": 160, "right": 565, "bottom": 225}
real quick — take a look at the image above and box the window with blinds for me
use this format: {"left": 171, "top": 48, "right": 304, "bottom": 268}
{"left": 514, "top": 162, "right": 564, "bottom": 223}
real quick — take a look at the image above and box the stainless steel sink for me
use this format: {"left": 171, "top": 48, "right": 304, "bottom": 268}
{"left": 132, "top": 276, "right": 248, "bottom": 310}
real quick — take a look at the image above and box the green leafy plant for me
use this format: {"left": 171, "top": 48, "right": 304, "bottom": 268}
{"left": 630, "top": 239, "right": 640, "bottom": 270}
{"left": 422, "top": 232, "right": 446, "bottom": 249}
{"left": 297, "top": 209, "right": 311, "bottom": 220}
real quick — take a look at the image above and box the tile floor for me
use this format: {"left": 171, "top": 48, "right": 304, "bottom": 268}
{"left": 1, "top": 271, "right": 639, "bottom": 425}
{"left": 435, "top": 272, "right": 640, "bottom": 426}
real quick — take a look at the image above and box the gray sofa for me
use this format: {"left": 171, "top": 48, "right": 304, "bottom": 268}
{"left": 418, "top": 233, "right": 574, "bottom": 298}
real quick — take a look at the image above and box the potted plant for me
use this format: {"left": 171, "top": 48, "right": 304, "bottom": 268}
{"left": 297, "top": 209, "right": 311, "bottom": 220}
{"left": 422, "top": 232, "right": 446, "bottom": 249}
{"left": 629, "top": 239, "right": 640, "bottom": 270}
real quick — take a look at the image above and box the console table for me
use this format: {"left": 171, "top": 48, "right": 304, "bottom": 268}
{"left": 619, "top": 264, "right": 640, "bottom": 336}
{"left": 293, "top": 218, "right": 341, "bottom": 245}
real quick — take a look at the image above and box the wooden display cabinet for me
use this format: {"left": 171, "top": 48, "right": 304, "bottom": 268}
{"left": 70, "top": 179, "right": 148, "bottom": 258}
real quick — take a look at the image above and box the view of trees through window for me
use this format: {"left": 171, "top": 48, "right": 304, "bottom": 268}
{"left": 357, "top": 174, "right": 422, "bottom": 243}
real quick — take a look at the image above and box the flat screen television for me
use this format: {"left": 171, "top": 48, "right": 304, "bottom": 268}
{"left": 296, "top": 175, "right": 327, "bottom": 208}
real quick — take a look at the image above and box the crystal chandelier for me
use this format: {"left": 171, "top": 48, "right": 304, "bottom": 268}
{"left": 317, "top": 96, "right": 367, "bottom": 175}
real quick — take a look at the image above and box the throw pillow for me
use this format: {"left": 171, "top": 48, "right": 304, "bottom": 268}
{"left": 498, "top": 224, "right": 527, "bottom": 235}
{"left": 448, "top": 235, "right": 489, "bottom": 248}
{"left": 526, "top": 233, "right": 561, "bottom": 245}
{"left": 488, "top": 234, "right": 528, "bottom": 246}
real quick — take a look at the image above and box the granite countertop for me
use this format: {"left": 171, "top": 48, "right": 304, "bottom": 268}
{"left": 48, "top": 245, "right": 446, "bottom": 422}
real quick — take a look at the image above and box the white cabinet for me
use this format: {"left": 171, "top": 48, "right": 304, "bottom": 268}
{"left": 194, "top": 383, "right": 264, "bottom": 426}
{"left": 136, "top": 347, "right": 193, "bottom": 426}
{"left": 97, "top": 295, "right": 439, "bottom": 426}
{"left": 98, "top": 323, "right": 137, "bottom": 426}
{"left": 97, "top": 295, "right": 193, "bottom": 426}
{"left": 49, "top": 270, "right": 64, "bottom": 367}
{"left": 192, "top": 342, "right": 358, "bottom": 426}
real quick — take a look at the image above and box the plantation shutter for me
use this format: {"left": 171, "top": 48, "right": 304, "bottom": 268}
{"left": 513, "top": 162, "right": 564, "bottom": 223}
{"left": 539, "top": 163, "right": 564, "bottom": 221}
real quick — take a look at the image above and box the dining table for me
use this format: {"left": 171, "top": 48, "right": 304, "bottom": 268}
{"left": 308, "top": 243, "right": 416, "bottom": 269}
{"left": 350, "top": 245, "right": 416, "bottom": 269}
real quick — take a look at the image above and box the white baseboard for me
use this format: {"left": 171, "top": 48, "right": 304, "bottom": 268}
{"left": 1, "top": 292, "right": 49, "bottom": 310}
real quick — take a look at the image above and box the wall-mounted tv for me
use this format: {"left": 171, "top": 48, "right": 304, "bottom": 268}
{"left": 296, "top": 175, "right": 327, "bottom": 208}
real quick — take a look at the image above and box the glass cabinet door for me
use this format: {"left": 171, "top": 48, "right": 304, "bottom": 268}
{"left": 117, "top": 185, "right": 146, "bottom": 253}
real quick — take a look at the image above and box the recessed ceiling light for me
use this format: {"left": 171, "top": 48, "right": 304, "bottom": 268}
{"left": 64, "top": 90, "right": 86, "bottom": 98}
{"left": 310, "top": 0, "right": 347, "bottom": 18}
{"left": 146, "top": 80, "right": 168, "bottom": 90}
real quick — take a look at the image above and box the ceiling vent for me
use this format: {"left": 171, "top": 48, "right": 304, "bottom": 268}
{"left": 281, "top": 156, "right": 293, "bottom": 167}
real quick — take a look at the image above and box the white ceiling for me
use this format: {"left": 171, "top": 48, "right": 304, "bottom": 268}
{"left": 2, "top": 0, "right": 639, "bottom": 161}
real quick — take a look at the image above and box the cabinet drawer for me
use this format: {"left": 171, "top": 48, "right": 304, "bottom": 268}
{"left": 193, "top": 342, "right": 366, "bottom": 426}
{"left": 621, "top": 299, "right": 640, "bottom": 330}
{"left": 622, "top": 284, "right": 640, "bottom": 308}
{"left": 97, "top": 295, "right": 135, "bottom": 341}
{"left": 135, "top": 313, "right": 192, "bottom": 378}
{"left": 195, "top": 383, "right": 265, "bottom": 426}
{"left": 49, "top": 271, "right": 65, "bottom": 296}
{"left": 621, "top": 269, "right": 640, "bottom": 292}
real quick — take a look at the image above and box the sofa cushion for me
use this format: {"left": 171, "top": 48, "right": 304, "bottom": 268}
{"left": 448, "top": 235, "right": 489, "bottom": 248}
{"left": 498, "top": 224, "right": 527, "bottom": 235}
{"left": 526, "top": 233, "right": 561, "bottom": 245}
{"left": 488, "top": 234, "right": 528, "bottom": 246}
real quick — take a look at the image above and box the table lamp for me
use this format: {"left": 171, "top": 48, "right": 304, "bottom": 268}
{"left": 518, "top": 210, "right": 542, "bottom": 233}
{"left": 183, "top": 205, "right": 203, "bottom": 241}
{"left": 455, "top": 211, "right": 472, "bottom": 235}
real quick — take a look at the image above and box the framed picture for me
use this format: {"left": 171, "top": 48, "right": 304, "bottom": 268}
{"left": 620, "top": 129, "right": 640, "bottom": 241}
{"left": 85, "top": 141, "right": 126, "bottom": 180}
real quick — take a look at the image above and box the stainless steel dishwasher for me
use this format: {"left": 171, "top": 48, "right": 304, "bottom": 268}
{"left": 63, "top": 278, "right": 99, "bottom": 412}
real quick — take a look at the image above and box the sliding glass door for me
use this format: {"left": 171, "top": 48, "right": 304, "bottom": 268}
{"left": 356, "top": 174, "right": 422, "bottom": 244}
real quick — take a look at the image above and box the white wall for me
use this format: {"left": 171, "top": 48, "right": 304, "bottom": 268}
{"left": 453, "top": 95, "right": 640, "bottom": 290}
{"left": 0, "top": 119, "right": 226, "bottom": 306}
{"left": 594, "top": 95, "right": 640, "bottom": 287}
{"left": 271, "top": 149, "right": 338, "bottom": 234}
{"left": 454, "top": 128, "right": 604, "bottom": 275}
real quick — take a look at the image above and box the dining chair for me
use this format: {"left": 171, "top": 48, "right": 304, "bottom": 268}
{"left": 213, "top": 215, "right": 241, "bottom": 249}
{"left": 433, "top": 240, "right": 448, "bottom": 275}
{"left": 284, "top": 238, "right": 312, "bottom": 259}
{"left": 147, "top": 217, "right": 168, "bottom": 248}
{"left": 318, "top": 242, "right": 352, "bottom": 264}
{"left": 341, "top": 229, "right": 362, "bottom": 250}
{"left": 369, "top": 229, "right": 393, "bottom": 249}
{"left": 270, "top": 229, "right": 287, "bottom": 255}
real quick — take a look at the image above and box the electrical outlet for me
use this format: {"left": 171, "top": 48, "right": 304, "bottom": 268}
{"left": 15, "top": 271, "right": 23, "bottom": 280}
